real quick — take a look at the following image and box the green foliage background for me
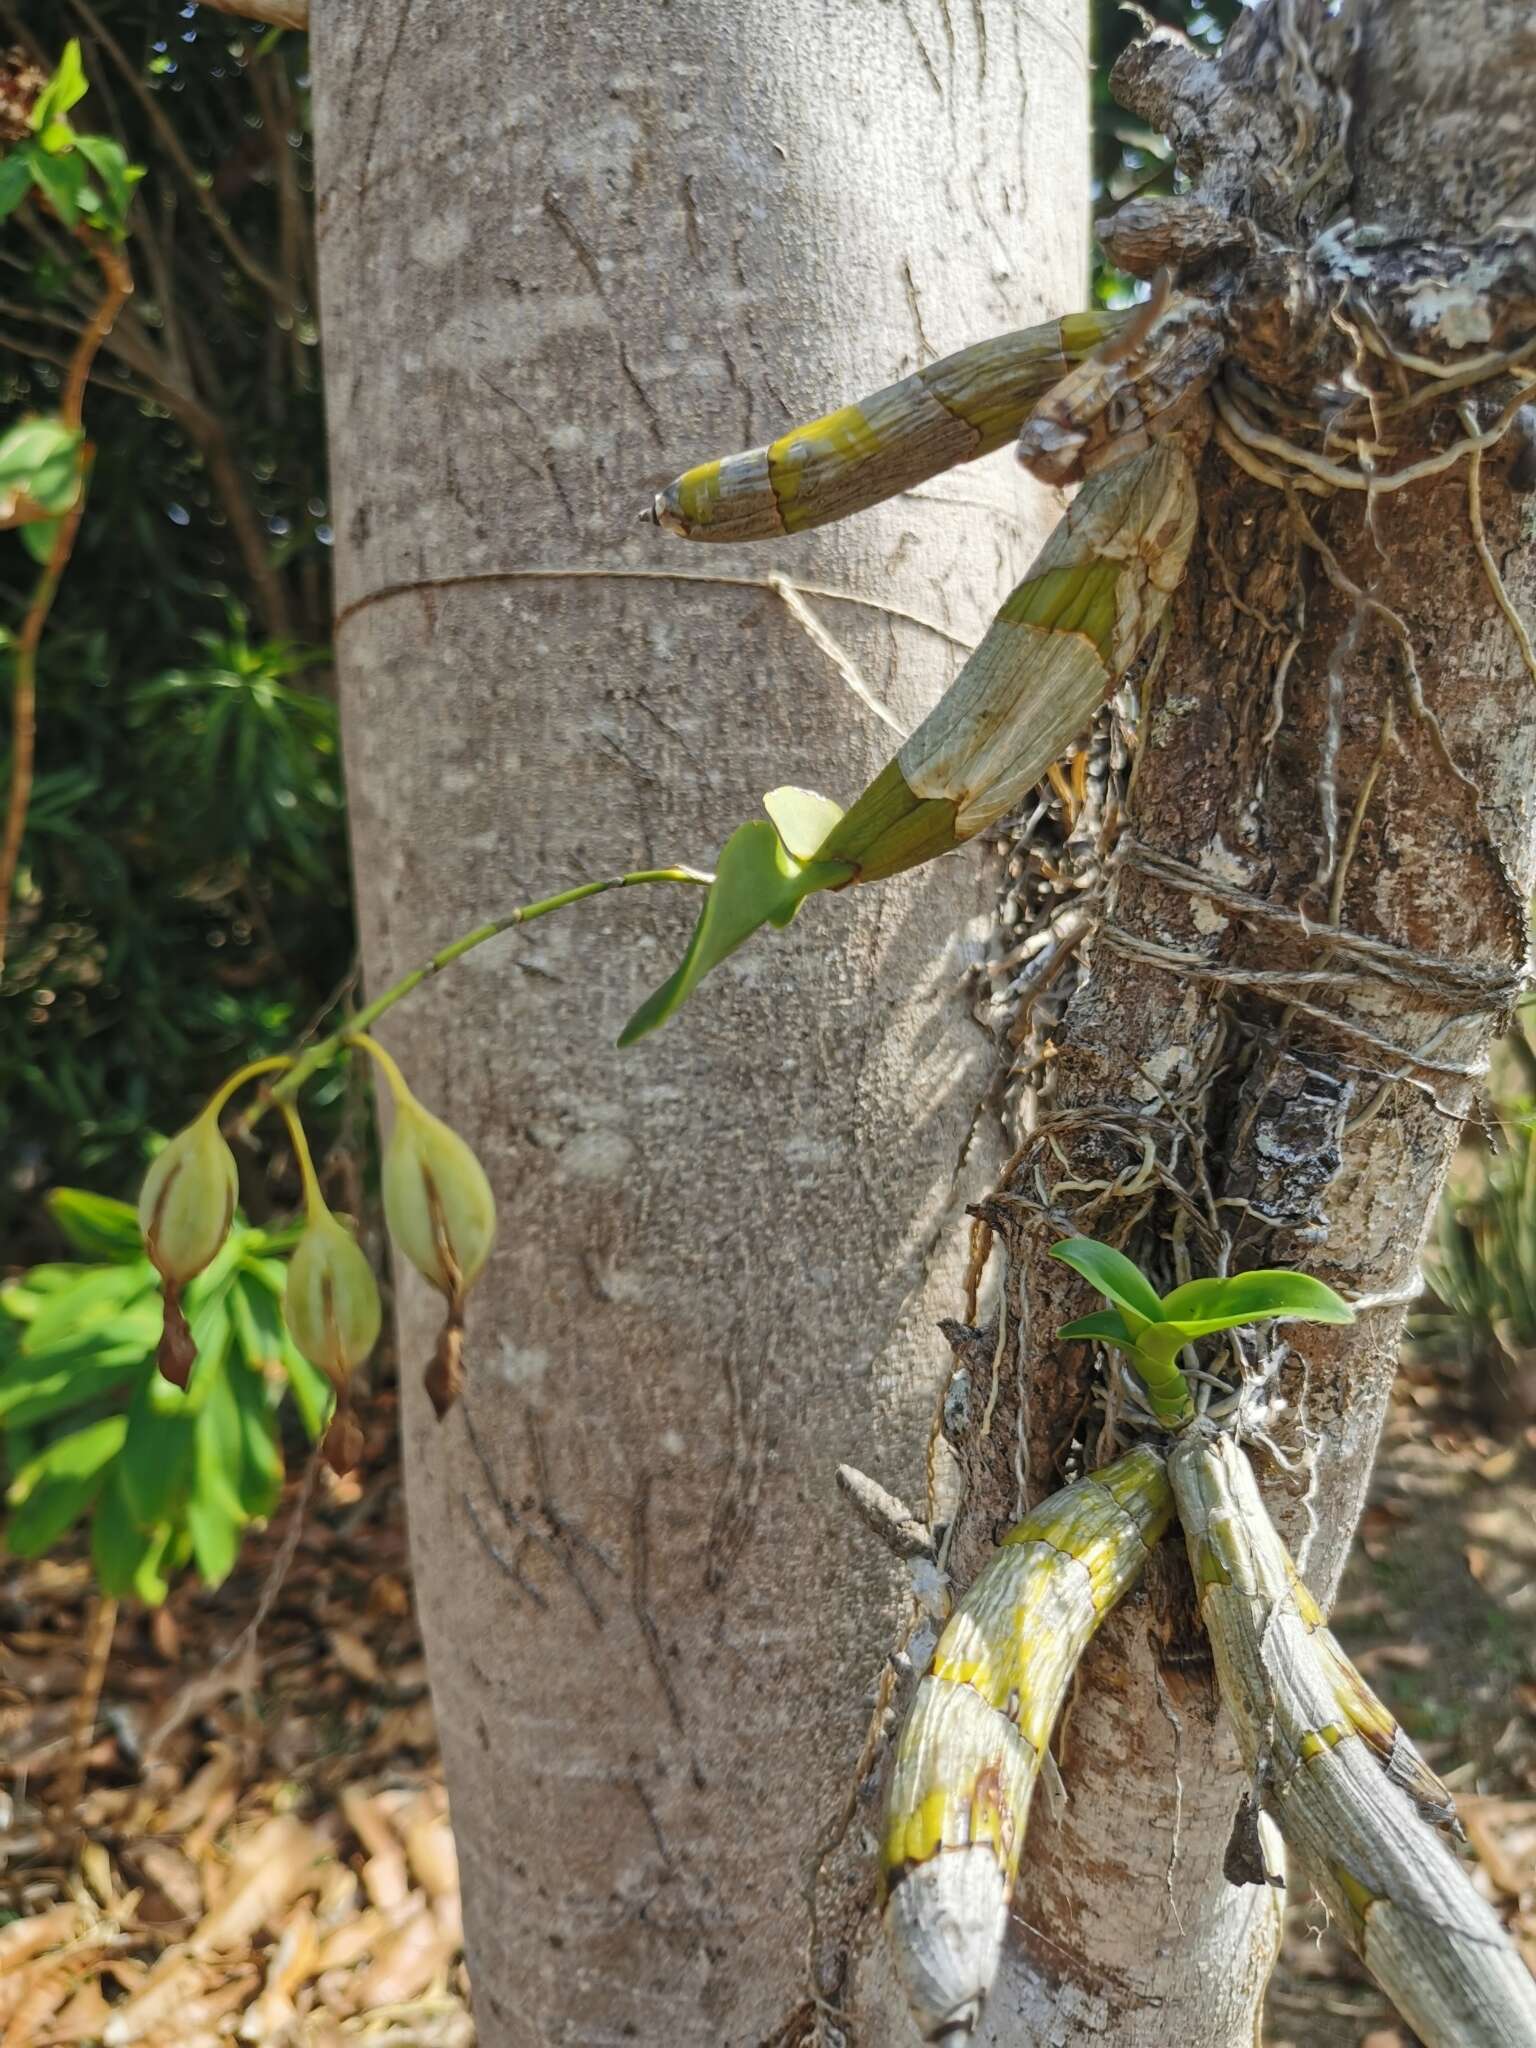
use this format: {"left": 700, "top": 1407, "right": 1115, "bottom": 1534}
{"left": 1, "top": 1, "right": 348, "bottom": 1259}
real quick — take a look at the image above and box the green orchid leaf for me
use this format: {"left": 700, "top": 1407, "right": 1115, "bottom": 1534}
{"left": 1048, "top": 1236, "right": 1163, "bottom": 1331}
{"left": 618, "top": 818, "right": 852, "bottom": 1046}
{"left": 1058, "top": 1308, "right": 1138, "bottom": 1351}
{"left": 1156, "top": 1270, "right": 1355, "bottom": 1336}
{"left": 762, "top": 786, "right": 846, "bottom": 861}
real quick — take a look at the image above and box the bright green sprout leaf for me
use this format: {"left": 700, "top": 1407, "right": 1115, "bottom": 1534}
{"left": 30, "top": 39, "right": 88, "bottom": 141}
{"left": 618, "top": 814, "right": 853, "bottom": 1046}
{"left": 1050, "top": 1237, "right": 1356, "bottom": 1425}
{"left": 1156, "top": 1270, "right": 1355, "bottom": 1332}
{"left": 762, "top": 786, "right": 846, "bottom": 861}
{"left": 1048, "top": 1236, "right": 1162, "bottom": 1332}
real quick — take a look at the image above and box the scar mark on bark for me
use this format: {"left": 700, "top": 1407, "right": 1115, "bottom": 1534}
{"left": 358, "top": 0, "right": 416, "bottom": 200}
{"left": 543, "top": 188, "right": 667, "bottom": 449}
{"left": 705, "top": 1345, "right": 767, "bottom": 1591}
{"left": 459, "top": 1397, "right": 614, "bottom": 1625}
{"left": 719, "top": 337, "right": 755, "bottom": 445}
{"left": 479, "top": 371, "right": 578, "bottom": 527}
{"left": 899, "top": 0, "right": 945, "bottom": 95}
{"left": 936, "top": 0, "right": 958, "bottom": 71}
{"left": 617, "top": 341, "right": 667, "bottom": 451}
{"left": 969, "top": 0, "right": 989, "bottom": 84}
{"left": 903, "top": 260, "right": 938, "bottom": 364}
{"left": 681, "top": 173, "right": 707, "bottom": 269}
{"left": 631, "top": 1473, "right": 686, "bottom": 1732}
{"left": 541, "top": 187, "right": 607, "bottom": 294}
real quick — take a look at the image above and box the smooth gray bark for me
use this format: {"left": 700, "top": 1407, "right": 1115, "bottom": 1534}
{"left": 312, "top": 4, "right": 1087, "bottom": 2042}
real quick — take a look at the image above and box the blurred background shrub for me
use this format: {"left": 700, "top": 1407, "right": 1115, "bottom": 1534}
{"left": 0, "top": 0, "right": 349, "bottom": 1263}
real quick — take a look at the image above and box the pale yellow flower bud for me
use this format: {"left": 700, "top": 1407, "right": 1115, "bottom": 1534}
{"left": 283, "top": 1204, "right": 383, "bottom": 1383}
{"left": 137, "top": 1104, "right": 238, "bottom": 1287}
{"left": 382, "top": 1094, "right": 497, "bottom": 1299}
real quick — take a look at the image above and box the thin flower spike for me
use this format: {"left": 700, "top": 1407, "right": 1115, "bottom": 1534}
{"left": 1170, "top": 1430, "right": 1536, "bottom": 2048}
{"left": 881, "top": 1447, "right": 1172, "bottom": 2042}
{"left": 646, "top": 310, "right": 1129, "bottom": 542}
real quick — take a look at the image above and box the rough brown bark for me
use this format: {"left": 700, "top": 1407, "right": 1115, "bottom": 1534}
{"left": 310, "top": 3, "right": 1087, "bottom": 2042}
{"left": 909, "top": 5, "right": 1536, "bottom": 2042}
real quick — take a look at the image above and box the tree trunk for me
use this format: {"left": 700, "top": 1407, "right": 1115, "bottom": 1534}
{"left": 930, "top": 4, "right": 1536, "bottom": 2043}
{"left": 311, "top": 3, "right": 1087, "bottom": 2042}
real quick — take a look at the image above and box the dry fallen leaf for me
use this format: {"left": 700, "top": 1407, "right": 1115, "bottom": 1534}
{"left": 327, "top": 1631, "right": 381, "bottom": 1688}
{"left": 190, "top": 1816, "right": 326, "bottom": 1954}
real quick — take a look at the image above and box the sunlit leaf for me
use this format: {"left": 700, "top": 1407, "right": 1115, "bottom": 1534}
{"left": 762, "top": 786, "right": 846, "bottom": 862}
{"left": 30, "top": 39, "right": 88, "bottom": 140}
{"left": 618, "top": 818, "right": 851, "bottom": 1045}
{"left": 1048, "top": 1237, "right": 1162, "bottom": 1330}
{"left": 46, "top": 1188, "right": 145, "bottom": 1263}
{"left": 0, "top": 415, "right": 83, "bottom": 514}
{"left": 1157, "top": 1270, "right": 1355, "bottom": 1334}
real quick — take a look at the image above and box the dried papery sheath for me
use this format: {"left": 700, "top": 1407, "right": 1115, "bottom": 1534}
{"left": 818, "top": 432, "right": 1200, "bottom": 883}
{"left": 648, "top": 311, "right": 1127, "bottom": 542}
{"left": 881, "top": 1446, "right": 1173, "bottom": 2042}
{"left": 1016, "top": 290, "right": 1223, "bottom": 487}
{"left": 1170, "top": 1430, "right": 1536, "bottom": 2048}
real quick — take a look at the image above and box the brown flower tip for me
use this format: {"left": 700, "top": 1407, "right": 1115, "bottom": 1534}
{"left": 155, "top": 1288, "right": 197, "bottom": 1389}
{"left": 323, "top": 1400, "right": 365, "bottom": 1477}
{"left": 424, "top": 1310, "right": 465, "bottom": 1421}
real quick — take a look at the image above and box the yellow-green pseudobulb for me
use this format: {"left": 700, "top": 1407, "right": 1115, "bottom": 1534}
{"left": 650, "top": 310, "right": 1128, "bottom": 543}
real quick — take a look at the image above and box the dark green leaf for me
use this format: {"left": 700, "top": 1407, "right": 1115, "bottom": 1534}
{"left": 91, "top": 1474, "right": 173, "bottom": 1604}
{"left": 0, "top": 151, "right": 34, "bottom": 222}
{"left": 7, "top": 1468, "right": 103, "bottom": 1555}
{"left": 23, "top": 146, "right": 87, "bottom": 229}
{"left": 117, "top": 1378, "right": 196, "bottom": 1526}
